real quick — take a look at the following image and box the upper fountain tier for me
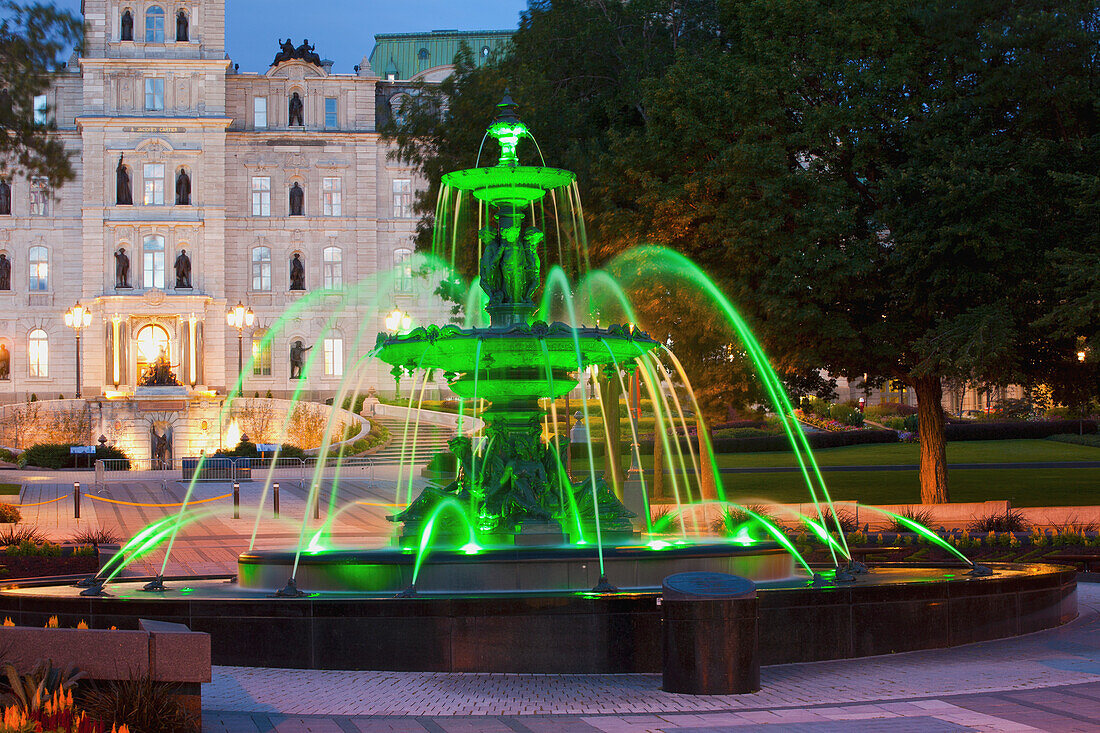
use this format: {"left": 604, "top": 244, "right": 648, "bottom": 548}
{"left": 441, "top": 92, "right": 575, "bottom": 207}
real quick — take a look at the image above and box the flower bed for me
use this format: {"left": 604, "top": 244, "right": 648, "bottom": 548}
{"left": 793, "top": 408, "right": 861, "bottom": 432}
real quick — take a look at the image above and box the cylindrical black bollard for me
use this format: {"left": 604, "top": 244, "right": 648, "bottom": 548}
{"left": 73, "top": 482, "right": 80, "bottom": 519}
{"left": 313, "top": 485, "right": 320, "bottom": 519}
{"left": 233, "top": 482, "right": 240, "bottom": 519}
{"left": 272, "top": 482, "right": 280, "bottom": 518}
{"left": 662, "top": 572, "right": 759, "bottom": 694}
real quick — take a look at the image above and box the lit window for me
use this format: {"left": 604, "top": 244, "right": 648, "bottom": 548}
{"left": 323, "top": 336, "right": 343, "bottom": 376}
{"left": 322, "top": 177, "right": 341, "bottom": 216}
{"left": 252, "top": 330, "right": 272, "bottom": 376}
{"left": 393, "top": 178, "right": 411, "bottom": 218}
{"left": 252, "top": 246, "right": 271, "bottom": 291}
{"left": 136, "top": 324, "right": 169, "bottom": 375}
{"left": 33, "top": 94, "right": 48, "bottom": 125}
{"left": 324, "top": 97, "right": 337, "bottom": 128}
{"left": 144, "top": 78, "right": 164, "bottom": 111}
{"left": 28, "top": 246, "right": 47, "bottom": 291}
{"left": 145, "top": 6, "right": 165, "bottom": 43}
{"left": 254, "top": 97, "right": 267, "bottom": 129}
{"left": 251, "top": 176, "right": 270, "bottom": 216}
{"left": 322, "top": 246, "right": 342, "bottom": 289}
{"left": 143, "top": 163, "right": 164, "bottom": 205}
{"left": 394, "top": 247, "right": 413, "bottom": 293}
{"left": 29, "top": 177, "right": 48, "bottom": 216}
{"left": 143, "top": 234, "right": 165, "bottom": 289}
{"left": 28, "top": 329, "right": 48, "bottom": 377}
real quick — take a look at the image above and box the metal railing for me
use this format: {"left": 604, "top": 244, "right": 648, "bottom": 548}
{"left": 95, "top": 454, "right": 375, "bottom": 486}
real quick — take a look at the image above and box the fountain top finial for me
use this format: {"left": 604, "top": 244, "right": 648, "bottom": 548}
{"left": 488, "top": 88, "right": 528, "bottom": 167}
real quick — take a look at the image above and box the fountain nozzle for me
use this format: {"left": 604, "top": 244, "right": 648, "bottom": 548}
{"left": 591, "top": 575, "right": 618, "bottom": 594}
{"left": 967, "top": 564, "right": 994, "bottom": 577}
{"left": 274, "top": 577, "right": 306, "bottom": 598}
{"left": 78, "top": 580, "right": 108, "bottom": 597}
{"left": 73, "top": 575, "right": 100, "bottom": 588}
{"left": 141, "top": 575, "right": 168, "bottom": 592}
{"left": 395, "top": 584, "right": 418, "bottom": 598}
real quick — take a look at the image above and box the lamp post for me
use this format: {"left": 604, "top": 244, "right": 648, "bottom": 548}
{"left": 226, "top": 300, "right": 254, "bottom": 385}
{"left": 63, "top": 301, "right": 92, "bottom": 398}
{"left": 385, "top": 309, "right": 412, "bottom": 399}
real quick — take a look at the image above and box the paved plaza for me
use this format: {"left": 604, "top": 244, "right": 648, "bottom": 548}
{"left": 194, "top": 583, "right": 1100, "bottom": 732}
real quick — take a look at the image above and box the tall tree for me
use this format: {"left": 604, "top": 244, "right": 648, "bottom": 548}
{"left": 599, "top": 0, "right": 1100, "bottom": 502}
{"left": 0, "top": 1, "right": 82, "bottom": 184}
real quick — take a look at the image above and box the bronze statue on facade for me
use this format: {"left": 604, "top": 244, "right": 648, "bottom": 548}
{"left": 115, "top": 248, "right": 131, "bottom": 288}
{"left": 116, "top": 155, "right": 132, "bottom": 205}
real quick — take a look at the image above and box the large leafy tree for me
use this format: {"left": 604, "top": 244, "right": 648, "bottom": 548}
{"left": 600, "top": 0, "right": 1100, "bottom": 502}
{"left": 0, "top": 1, "right": 82, "bottom": 184}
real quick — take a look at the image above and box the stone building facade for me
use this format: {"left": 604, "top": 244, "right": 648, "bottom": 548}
{"left": 0, "top": 1, "right": 504, "bottom": 405}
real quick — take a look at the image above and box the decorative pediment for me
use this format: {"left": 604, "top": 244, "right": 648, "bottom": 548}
{"left": 135, "top": 137, "right": 176, "bottom": 154}
{"left": 266, "top": 60, "right": 327, "bottom": 80}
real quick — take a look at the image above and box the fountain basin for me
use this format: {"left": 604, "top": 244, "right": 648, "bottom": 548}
{"left": 0, "top": 563, "right": 1074, "bottom": 673}
{"left": 237, "top": 542, "right": 795, "bottom": 593}
{"left": 442, "top": 166, "right": 576, "bottom": 205}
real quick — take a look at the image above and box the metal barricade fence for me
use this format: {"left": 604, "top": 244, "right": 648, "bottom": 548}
{"left": 95, "top": 454, "right": 374, "bottom": 489}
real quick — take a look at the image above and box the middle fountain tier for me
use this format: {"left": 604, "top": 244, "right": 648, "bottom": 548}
{"left": 375, "top": 93, "right": 660, "bottom": 545}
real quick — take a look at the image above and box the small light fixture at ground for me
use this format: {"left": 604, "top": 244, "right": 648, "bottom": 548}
{"left": 1078, "top": 350, "right": 1087, "bottom": 362}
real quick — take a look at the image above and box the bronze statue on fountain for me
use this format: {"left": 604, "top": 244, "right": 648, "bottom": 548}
{"left": 139, "top": 349, "right": 181, "bottom": 387}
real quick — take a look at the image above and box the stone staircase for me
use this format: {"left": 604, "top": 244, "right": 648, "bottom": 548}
{"left": 367, "top": 417, "right": 454, "bottom": 465}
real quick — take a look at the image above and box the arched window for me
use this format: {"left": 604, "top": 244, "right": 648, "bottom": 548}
{"left": 252, "top": 246, "right": 271, "bottom": 291}
{"left": 323, "top": 334, "right": 343, "bottom": 376}
{"left": 28, "top": 246, "right": 47, "bottom": 291}
{"left": 322, "top": 246, "right": 342, "bottom": 289}
{"left": 28, "top": 329, "right": 47, "bottom": 377}
{"left": 143, "top": 234, "right": 165, "bottom": 289}
{"left": 145, "top": 6, "right": 165, "bottom": 43}
{"left": 418, "top": 48, "right": 429, "bottom": 62}
{"left": 135, "top": 324, "right": 170, "bottom": 377}
{"left": 393, "top": 247, "right": 413, "bottom": 293}
{"left": 251, "top": 328, "right": 271, "bottom": 376}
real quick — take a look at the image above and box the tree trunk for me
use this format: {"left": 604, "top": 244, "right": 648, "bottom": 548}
{"left": 913, "top": 375, "right": 949, "bottom": 504}
{"left": 600, "top": 370, "right": 625, "bottom": 499}
{"left": 651, "top": 425, "right": 665, "bottom": 500}
{"left": 697, "top": 417, "right": 717, "bottom": 500}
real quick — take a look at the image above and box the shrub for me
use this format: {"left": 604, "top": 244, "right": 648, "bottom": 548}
{"left": 5, "top": 540, "right": 61, "bottom": 557}
{"left": 712, "top": 427, "right": 772, "bottom": 440}
{"left": 991, "top": 398, "right": 1038, "bottom": 420}
{"left": 0, "top": 449, "right": 15, "bottom": 464}
{"left": 864, "top": 402, "right": 918, "bottom": 419}
{"left": 945, "top": 420, "right": 1096, "bottom": 441}
{"left": 68, "top": 526, "right": 121, "bottom": 546}
{"left": 340, "top": 422, "right": 390, "bottom": 455}
{"left": 17, "top": 444, "right": 128, "bottom": 470}
{"left": 650, "top": 505, "right": 681, "bottom": 533}
{"left": 711, "top": 504, "right": 777, "bottom": 535}
{"left": 80, "top": 676, "right": 196, "bottom": 733}
{"left": 968, "top": 508, "right": 1030, "bottom": 533}
{"left": 1047, "top": 433, "right": 1100, "bottom": 448}
{"left": 0, "top": 505, "right": 20, "bottom": 524}
{"left": 340, "top": 394, "right": 368, "bottom": 416}
{"left": 887, "top": 506, "right": 937, "bottom": 533}
{"left": 828, "top": 404, "right": 865, "bottom": 427}
{"left": 1, "top": 660, "right": 84, "bottom": 713}
{"left": 0, "top": 525, "right": 46, "bottom": 546}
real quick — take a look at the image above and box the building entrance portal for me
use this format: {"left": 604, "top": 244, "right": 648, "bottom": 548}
{"left": 136, "top": 324, "right": 171, "bottom": 381}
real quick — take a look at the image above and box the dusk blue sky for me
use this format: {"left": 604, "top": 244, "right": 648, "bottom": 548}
{"left": 54, "top": 0, "right": 527, "bottom": 72}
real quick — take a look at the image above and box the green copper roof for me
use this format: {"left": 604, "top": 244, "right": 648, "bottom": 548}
{"left": 369, "top": 29, "right": 513, "bottom": 81}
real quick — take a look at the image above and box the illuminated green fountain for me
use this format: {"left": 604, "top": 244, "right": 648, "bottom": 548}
{"left": 375, "top": 93, "right": 658, "bottom": 544}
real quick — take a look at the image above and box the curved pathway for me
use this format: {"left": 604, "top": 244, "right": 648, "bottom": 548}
{"left": 202, "top": 582, "right": 1100, "bottom": 731}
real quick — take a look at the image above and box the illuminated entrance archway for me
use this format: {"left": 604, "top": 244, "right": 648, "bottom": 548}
{"left": 136, "top": 324, "right": 170, "bottom": 378}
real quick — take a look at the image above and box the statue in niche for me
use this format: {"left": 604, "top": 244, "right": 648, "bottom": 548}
{"left": 289, "top": 340, "right": 312, "bottom": 379}
{"left": 116, "top": 155, "right": 132, "bottom": 205}
{"left": 0, "top": 344, "right": 9, "bottom": 381}
{"left": 289, "top": 252, "right": 305, "bottom": 290}
{"left": 288, "top": 92, "right": 304, "bottom": 126}
{"left": 114, "top": 247, "right": 131, "bottom": 288}
{"left": 288, "top": 182, "right": 304, "bottom": 215}
{"left": 175, "top": 10, "right": 188, "bottom": 42}
{"left": 0, "top": 179, "right": 10, "bottom": 215}
{"left": 151, "top": 426, "right": 172, "bottom": 469}
{"left": 0, "top": 253, "right": 10, "bottom": 290}
{"left": 120, "top": 10, "right": 133, "bottom": 41}
{"left": 139, "top": 348, "right": 180, "bottom": 386}
{"left": 175, "top": 168, "right": 190, "bottom": 205}
{"left": 272, "top": 39, "right": 296, "bottom": 65}
{"left": 174, "top": 248, "right": 191, "bottom": 288}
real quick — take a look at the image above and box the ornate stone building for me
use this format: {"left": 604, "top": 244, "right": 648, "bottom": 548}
{"left": 0, "top": 1, "right": 511, "bottom": 406}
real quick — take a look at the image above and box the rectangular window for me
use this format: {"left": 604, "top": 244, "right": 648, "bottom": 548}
{"left": 144, "top": 78, "right": 164, "bottom": 111}
{"left": 394, "top": 248, "right": 414, "bottom": 293}
{"left": 251, "top": 176, "right": 271, "bottom": 216}
{"left": 143, "top": 163, "right": 164, "bottom": 205}
{"left": 393, "top": 178, "right": 412, "bottom": 218}
{"left": 252, "top": 248, "right": 271, "bottom": 291}
{"left": 323, "top": 247, "right": 342, "bottom": 289}
{"left": 33, "top": 94, "right": 48, "bottom": 125}
{"left": 29, "top": 177, "right": 48, "bottom": 216}
{"left": 324, "top": 97, "right": 338, "bottom": 128}
{"left": 143, "top": 237, "right": 165, "bottom": 289}
{"left": 28, "top": 247, "right": 48, "bottom": 291}
{"left": 323, "top": 337, "right": 343, "bottom": 377}
{"left": 322, "top": 177, "right": 341, "bottom": 216}
{"left": 254, "top": 97, "right": 267, "bottom": 129}
{"left": 252, "top": 336, "right": 272, "bottom": 376}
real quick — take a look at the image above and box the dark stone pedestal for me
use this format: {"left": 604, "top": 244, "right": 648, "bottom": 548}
{"left": 662, "top": 572, "right": 759, "bottom": 695}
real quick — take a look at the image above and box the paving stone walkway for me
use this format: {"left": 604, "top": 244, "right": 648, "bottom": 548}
{"left": 200, "top": 582, "right": 1100, "bottom": 732}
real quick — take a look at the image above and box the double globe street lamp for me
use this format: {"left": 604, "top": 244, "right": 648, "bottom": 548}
{"left": 226, "top": 300, "right": 255, "bottom": 383}
{"left": 63, "top": 301, "right": 92, "bottom": 397}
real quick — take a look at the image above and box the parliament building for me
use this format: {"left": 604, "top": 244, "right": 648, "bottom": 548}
{"left": 0, "top": 0, "right": 510, "bottom": 403}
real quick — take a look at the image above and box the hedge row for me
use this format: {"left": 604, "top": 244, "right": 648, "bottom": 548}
{"left": 567, "top": 429, "right": 900, "bottom": 456}
{"left": 943, "top": 419, "right": 1097, "bottom": 441}
{"left": 19, "top": 443, "right": 129, "bottom": 469}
